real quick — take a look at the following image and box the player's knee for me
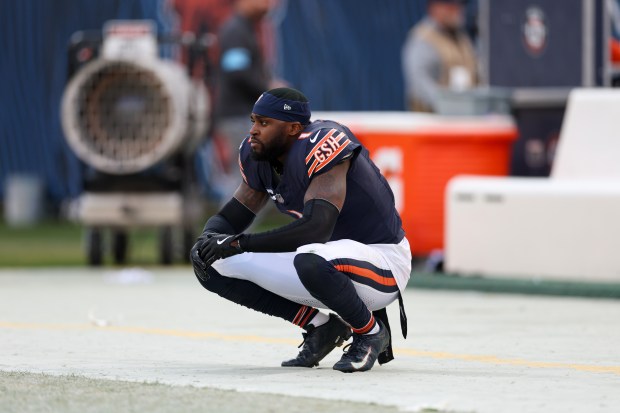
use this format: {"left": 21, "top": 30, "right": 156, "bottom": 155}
{"left": 294, "top": 252, "right": 328, "bottom": 291}
{"left": 194, "top": 267, "right": 224, "bottom": 292}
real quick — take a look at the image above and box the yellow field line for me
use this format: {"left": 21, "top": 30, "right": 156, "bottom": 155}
{"left": 0, "top": 321, "right": 301, "bottom": 345}
{"left": 393, "top": 348, "right": 620, "bottom": 375}
{"left": 2, "top": 321, "right": 619, "bottom": 376}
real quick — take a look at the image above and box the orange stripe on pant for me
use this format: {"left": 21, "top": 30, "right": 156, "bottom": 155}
{"left": 334, "top": 264, "right": 397, "bottom": 287}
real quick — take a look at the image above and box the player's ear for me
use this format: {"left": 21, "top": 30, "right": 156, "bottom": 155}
{"left": 288, "top": 122, "right": 303, "bottom": 136}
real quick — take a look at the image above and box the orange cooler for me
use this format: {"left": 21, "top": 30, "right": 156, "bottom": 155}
{"left": 313, "top": 112, "right": 518, "bottom": 255}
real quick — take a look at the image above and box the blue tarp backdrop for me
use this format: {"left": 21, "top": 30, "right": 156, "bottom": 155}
{"left": 0, "top": 0, "right": 427, "bottom": 203}
{"left": 275, "top": 0, "right": 426, "bottom": 110}
{"left": 0, "top": 0, "right": 177, "bottom": 202}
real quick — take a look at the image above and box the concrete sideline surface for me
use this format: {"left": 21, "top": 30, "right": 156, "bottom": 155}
{"left": 1, "top": 268, "right": 619, "bottom": 413}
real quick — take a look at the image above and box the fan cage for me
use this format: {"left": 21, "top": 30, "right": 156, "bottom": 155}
{"left": 62, "top": 59, "right": 190, "bottom": 174}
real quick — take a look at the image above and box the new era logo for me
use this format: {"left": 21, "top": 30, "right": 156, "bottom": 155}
{"left": 283, "top": 104, "right": 292, "bottom": 110}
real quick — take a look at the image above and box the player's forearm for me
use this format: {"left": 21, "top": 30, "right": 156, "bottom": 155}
{"left": 238, "top": 199, "right": 339, "bottom": 253}
{"left": 201, "top": 197, "right": 256, "bottom": 237}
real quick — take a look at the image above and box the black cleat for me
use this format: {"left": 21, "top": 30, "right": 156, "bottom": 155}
{"left": 332, "top": 319, "right": 390, "bottom": 373}
{"left": 282, "top": 314, "right": 352, "bottom": 368}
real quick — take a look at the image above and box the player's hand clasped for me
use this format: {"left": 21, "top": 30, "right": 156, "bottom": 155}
{"left": 200, "top": 233, "right": 244, "bottom": 264}
{"left": 190, "top": 233, "right": 244, "bottom": 281}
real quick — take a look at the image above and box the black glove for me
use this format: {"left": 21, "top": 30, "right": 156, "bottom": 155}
{"left": 190, "top": 237, "right": 209, "bottom": 282}
{"left": 199, "top": 233, "right": 244, "bottom": 268}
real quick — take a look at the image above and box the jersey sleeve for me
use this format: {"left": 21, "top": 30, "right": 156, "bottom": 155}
{"left": 238, "top": 137, "right": 265, "bottom": 192}
{"left": 303, "top": 127, "right": 361, "bottom": 179}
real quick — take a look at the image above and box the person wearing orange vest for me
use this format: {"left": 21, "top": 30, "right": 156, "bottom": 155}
{"left": 402, "top": 0, "right": 478, "bottom": 112}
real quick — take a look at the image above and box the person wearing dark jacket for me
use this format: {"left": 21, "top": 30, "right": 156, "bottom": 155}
{"left": 214, "top": 0, "right": 282, "bottom": 199}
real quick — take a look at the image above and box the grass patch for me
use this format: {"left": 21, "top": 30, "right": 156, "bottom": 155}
{"left": 411, "top": 272, "right": 620, "bottom": 299}
{"left": 0, "top": 221, "right": 162, "bottom": 267}
{"left": 0, "top": 221, "right": 85, "bottom": 267}
{"left": 0, "top": 211, "right": 289, "bottom": 267}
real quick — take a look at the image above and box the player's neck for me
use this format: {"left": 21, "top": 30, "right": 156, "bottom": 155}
{"left": 277, "top": 137, "right": 298, "bottom": 166}
{"left": 270, "top": 159, "right": 284, "bottom": 176}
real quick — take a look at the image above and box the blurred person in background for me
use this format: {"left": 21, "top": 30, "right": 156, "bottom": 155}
{"left": 402, "top": 0, "right": 479, "bottom": 112}
{"left": 609, "top": 0, "right": 620, "bottom": 69}
{"left": 214, "top": 0, "right": 285, "bottom": 199}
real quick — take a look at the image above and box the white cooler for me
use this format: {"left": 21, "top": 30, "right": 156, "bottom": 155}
{"left": 445, "top": 89, "right": 620, "bottom": 282}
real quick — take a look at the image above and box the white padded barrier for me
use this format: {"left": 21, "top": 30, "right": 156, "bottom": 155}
{"left": 552, "top": 90, "right": 620, "bottom": 181}
{"left": 445, "top": 89, "right": 620, "bottom": 282}
{"left": 446, "top": 177, "right": 620, "bottom": 281}
{"left": 77, "top": 192, "right": 183, "bottom": 226}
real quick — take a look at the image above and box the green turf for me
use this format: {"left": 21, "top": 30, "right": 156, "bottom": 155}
{"left": 0, "top": 214, "right": 289, "bottom": 267}
{"left": 0, "top": 221, "right": 161, "bottom": 267}
{"left": 0, "top": 221, "right": 82, "bottom": 266}
{"left": 410, "top": 272, "right": 620, "bottom": 299}
{"left": 2, "top": 220, "right": 619, "bottom": 300}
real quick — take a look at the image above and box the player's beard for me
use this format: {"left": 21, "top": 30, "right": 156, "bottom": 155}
{"left": 250, "top": 133, "right": 288, "bottom": 162}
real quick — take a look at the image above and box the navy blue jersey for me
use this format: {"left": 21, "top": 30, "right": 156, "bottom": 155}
{"left": 239, "top": 120, "right": 404, "bottom": 245}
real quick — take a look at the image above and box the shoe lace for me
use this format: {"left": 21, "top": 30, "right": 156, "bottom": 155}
{"left": 297, "top": 332, "right": 308, "bottom": 348}
{"left": 340, "top": 335, "right": 366, "bottom": 358}
{"left": 295, "top": 323, "right": 318, "bottom": 350}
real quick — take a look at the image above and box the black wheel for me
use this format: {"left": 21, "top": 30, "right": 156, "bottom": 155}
{"left": 112, "top": 230, "right": 129, "bottom": 265}
{"left": 424, "top": 250, "right": 445, "bottom": 273}
{"left": 159, "top": 226, "right": 173, "bottom": 265}
{"left": 86, "top": 227, "right": 103, "bottom": 267}
{"left": 182, "top": 227, "right": 195, "bottom": 263}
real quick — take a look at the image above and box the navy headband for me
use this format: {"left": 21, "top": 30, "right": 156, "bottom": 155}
{"left": 252, "top": 92, "right": 311, "bottom": 125}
